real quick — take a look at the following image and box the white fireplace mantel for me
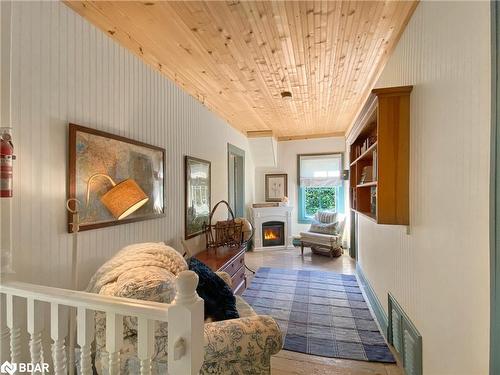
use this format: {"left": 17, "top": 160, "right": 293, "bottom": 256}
{"left": 250, "top": 205, "right": 294, "bottom": 251}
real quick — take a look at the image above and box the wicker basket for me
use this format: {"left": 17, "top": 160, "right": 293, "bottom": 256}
{"left": 204, "top": 200, "right": 243, "bottom": 248}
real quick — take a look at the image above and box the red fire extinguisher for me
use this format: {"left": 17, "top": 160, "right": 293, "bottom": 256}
{"left": 0, "top": 129, "right": 15, "bottom": 198}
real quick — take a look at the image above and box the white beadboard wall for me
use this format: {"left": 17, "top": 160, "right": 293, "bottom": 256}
{"left": 353, "top": 2, "right": 491, "bottom": 375}
{"left": 8, "top": 1, "right": 255, "bottom": 290}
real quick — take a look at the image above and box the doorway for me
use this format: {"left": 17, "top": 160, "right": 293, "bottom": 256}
{"left": 228, "top": 143, "right": 245, "bottom": 218}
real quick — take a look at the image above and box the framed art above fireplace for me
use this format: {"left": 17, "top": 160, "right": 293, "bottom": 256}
{"left": 265, "top": 173, "right": 288, "bottom": 202}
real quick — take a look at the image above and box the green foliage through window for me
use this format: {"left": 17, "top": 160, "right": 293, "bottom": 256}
{"left": 304, "top": 187, "right": 336, "bottom": 217}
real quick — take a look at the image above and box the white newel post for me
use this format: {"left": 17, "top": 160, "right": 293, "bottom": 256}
{"left": 168, "top": 270, "right": 204, "bottom": 375}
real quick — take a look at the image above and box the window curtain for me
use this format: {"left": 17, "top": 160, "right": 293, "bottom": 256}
{"left": 299, "top": 154, "right": 342, "bottom": 187}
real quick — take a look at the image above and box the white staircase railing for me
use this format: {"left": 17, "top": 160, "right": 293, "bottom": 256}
{"left": 0, "top": 270, "right": 204, "bottom": 375}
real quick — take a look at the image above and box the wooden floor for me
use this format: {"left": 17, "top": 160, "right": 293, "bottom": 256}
{"left": 244, "top": 247, "right": 403, "bottom": 375}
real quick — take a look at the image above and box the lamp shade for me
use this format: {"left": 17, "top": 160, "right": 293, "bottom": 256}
{"left": 100, "top": 179, "right": 149, "bottom": 220}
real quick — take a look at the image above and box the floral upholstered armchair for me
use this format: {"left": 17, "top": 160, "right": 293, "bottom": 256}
{"left": 202, "top": 274, "right": 283, "bottom": 374}
{"left": 95, "top": 273, "right": 282, "bottom": 374}
{"left": 90, "top": 242, "right": 283, "bottom": 375}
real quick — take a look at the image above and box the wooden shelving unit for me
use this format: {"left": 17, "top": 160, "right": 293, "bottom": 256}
{"left": 350, "top": 142, "right": 377, "bottom": 166}
{"left": 349, "top": 86, "right": 412, "bottom": 225}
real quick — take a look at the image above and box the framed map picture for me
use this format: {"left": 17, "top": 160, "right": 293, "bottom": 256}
{"left": 68, "top": 123, "right": 165, "bottom": 232}
{"left": 185, "top": 156, "right": 211, "bottom": 239}
{"left": 265, "top": 173, "right": 288, "bottom": 202}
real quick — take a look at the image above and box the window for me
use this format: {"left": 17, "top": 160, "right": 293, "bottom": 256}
{"left": 298, "top": 153, "right": 344, "bottom": 223}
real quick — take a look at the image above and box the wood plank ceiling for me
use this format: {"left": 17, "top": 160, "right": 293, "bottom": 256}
{"left": 65, "top": 1, "right": 417, "bottom": 140}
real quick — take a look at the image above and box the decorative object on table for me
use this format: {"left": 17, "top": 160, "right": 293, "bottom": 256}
{"left": 204, "top": 200, "right": 244, "bottom": 248}
{"left": 68, "top": 123, "right": 165, "bottom": 232}
{"left": 235, "top": 217, "right": 253, "bottom": 242}
{"left": 265, "top": 173, "right": 288, "bottom": 202}
{"left": 242, "top": 268, "right": 396, "bottom": 363}
{"left": 185, "top": 156, "right": 211, "bottom": 239}
{"left": 360, "top": 166, "right": 373, "bottom": 184}
{"left": 65, "top": 172, "right": 149, "bottom": 373}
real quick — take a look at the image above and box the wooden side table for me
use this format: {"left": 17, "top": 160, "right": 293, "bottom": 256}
{"left": 195, "top": 244, "right": 247, "bottom": 294}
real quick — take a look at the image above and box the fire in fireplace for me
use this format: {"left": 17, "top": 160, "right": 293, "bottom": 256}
{"left": 264, "top": 230, "right": 279, "bottom": 241}
{"left": 262, "top": 221, "right": 285, "bottom": 247}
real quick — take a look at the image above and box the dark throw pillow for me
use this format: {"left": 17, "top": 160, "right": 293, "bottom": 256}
{"left": 187, "top": 257, "right": 239, "bottom": 322}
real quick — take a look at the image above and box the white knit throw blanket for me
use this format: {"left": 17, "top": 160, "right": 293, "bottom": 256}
{"left": 86, "top": 242, "right": 188, "bottom": 294}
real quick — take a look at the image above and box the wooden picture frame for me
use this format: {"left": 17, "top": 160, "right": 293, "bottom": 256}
{"left": 265, "top": 173, "right": 288, "bottom": 202}
{"left": 68, "top": 123, "right": 165, "bottom": 232}
{"left": 184, "top": 156, "right": 211, "bottom": 239}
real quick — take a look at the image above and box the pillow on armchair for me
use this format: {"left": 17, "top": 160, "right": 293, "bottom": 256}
{"left": 309, "top": 219, "right": 339, "bottom": 235}
{"left": 315, "top": 210, "right": 337, "bottom": 224}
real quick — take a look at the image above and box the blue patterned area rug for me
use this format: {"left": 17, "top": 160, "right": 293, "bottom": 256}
{"left": 242, "top": 267, "right": 395, "bottom": 363}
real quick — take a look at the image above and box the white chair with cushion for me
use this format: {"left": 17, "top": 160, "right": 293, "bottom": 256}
{"left": 299, "top": 211, "right": 345, "bottom": 258}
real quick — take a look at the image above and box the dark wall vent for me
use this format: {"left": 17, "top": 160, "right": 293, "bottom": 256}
{"left": 388, "top": 293, "right": 422, "bottom": 375}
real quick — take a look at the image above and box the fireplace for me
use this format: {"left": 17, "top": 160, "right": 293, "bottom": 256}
{"left": 262, "top": 221, "right": 285, "bottom": 247}
{"left": 251, "top": 205, "right": 292, "bottom": 251}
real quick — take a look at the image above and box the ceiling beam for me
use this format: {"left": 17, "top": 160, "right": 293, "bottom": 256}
{"left": 247, "top": 130, "right": 274, "bottom": 138}
{"left": 277, "top": 132, "right": 344, "bottom": 142}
